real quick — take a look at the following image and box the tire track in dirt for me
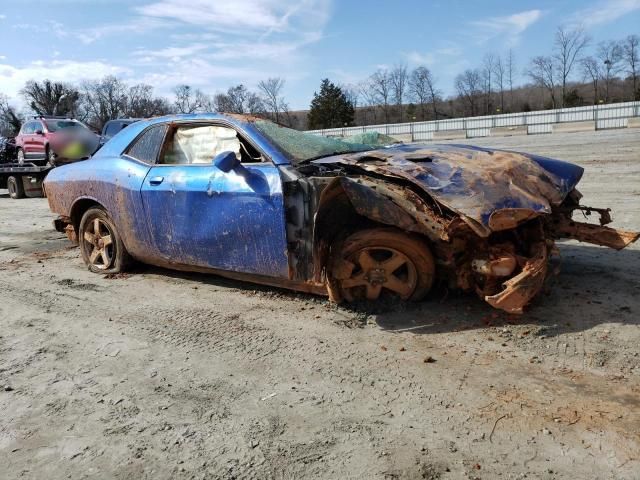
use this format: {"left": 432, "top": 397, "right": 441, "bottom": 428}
{"left": 119, "top": 307, "right": 285, "bottom": 361}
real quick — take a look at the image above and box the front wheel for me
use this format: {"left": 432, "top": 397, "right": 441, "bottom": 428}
{"left": 79, "top": 207, "right": 131, "bottom": 274}
{"left": 327, "top": 228, "right": 436, "bottom": 303}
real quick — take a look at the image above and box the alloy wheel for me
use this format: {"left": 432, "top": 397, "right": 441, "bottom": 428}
{"left": 82, "top": 218, "right": 115, "bottom": 270}
{"left": 340, "top": 246, "right": 418, "bottom": 301}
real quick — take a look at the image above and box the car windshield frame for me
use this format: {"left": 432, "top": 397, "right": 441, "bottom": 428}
{"left": 252, "top": 120, "right": 374, "bottom": 164}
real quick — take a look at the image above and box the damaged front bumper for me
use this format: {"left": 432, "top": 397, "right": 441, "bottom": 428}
{"left": 475, "top": 205, "right": 639, "bottom": 315}
{"left": 484, "top": 242, "right": 549, "bottom": 314}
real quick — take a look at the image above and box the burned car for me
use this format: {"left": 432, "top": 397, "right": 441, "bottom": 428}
{"left": 44, "top": 114, "right": 639, "bottom": 313}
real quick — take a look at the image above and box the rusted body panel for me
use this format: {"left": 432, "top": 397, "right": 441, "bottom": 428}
{"left": 551, "top": 219, "right": 639, "bottom": 250}
{"left": 313, "top": 143, "right": 583, "bottom": 235}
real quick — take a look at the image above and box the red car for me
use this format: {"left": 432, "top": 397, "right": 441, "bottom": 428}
{"left": 15, "top": 116, "right": 99, "bottom": 166}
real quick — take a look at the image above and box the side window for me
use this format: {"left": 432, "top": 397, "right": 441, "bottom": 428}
{"left": 125, "top": 124, "right": 168, "bottom": 164}
{"left": 159, "top": 124, "right": 263, "bottom": 165}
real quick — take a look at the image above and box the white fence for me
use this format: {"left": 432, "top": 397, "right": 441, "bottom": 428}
{"left": 308, "top": 101, "right": 640, "bottom": 141}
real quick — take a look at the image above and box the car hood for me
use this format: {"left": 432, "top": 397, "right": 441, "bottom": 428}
{"left": 312, "top": 143, "right": 584, "bottom": 234}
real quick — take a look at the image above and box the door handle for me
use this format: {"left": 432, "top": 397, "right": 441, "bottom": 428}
{"left": 149, "top": 176, "right": 164, "bottom": 186}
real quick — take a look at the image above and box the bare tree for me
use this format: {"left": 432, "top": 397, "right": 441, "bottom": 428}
{"left": 390, "top": 64, "right": 408, "bottom": 121}
{"left": 341, "top": 84, "right": 360, "bottom": 111}
{"left": 369, "top": 69, "right": 393, "bottom": 123}
{"left": 215, "top": 85, "right": 264, "bottom": 115}
{"left": 408, "top": 66, "right": 440, "bottom": 120}
{"left": 258, "top": 77, "right": 286, "bottom": 123}
{"left": 21, "top": 80, "right": 80, "bottom": 117}
{"left": 527, "top": 56, "right": 558, "bottom": 108}
{"left": 482, "top": 53, "right": 496, "bottom": 114}
{"left": 125, "top": 84, "right": 172, "bottom": 118}
{"left": 622, "top": 34, "right": 639, "bottom": 100}
{"left": 493, "top": 55, "right": 507, "bottom": 112}
{"left": 597, "top": 40, "right": 624, "bottom": 103}
{"left": 553, "top": 25, "right": 590, "bottom": 107}
{"left": 507, "top": 49, "right": 516, "bottom": 110}
{"left": 455, "top": 69, "right": 483, "bottom": 116}
{"left": 580, "top": 56, "right": 603, "bottom": 104}
{"left": 0, "top": 93, "right": 23, "bottom": 136}
{"left": 173, "top": 85, "right": 206, "bottom": 114}
{"left": 358, "top": 80, "right": 379, "bottom": 124}
{"left": 80, "top": 76, "right": 128, "bottom": 130}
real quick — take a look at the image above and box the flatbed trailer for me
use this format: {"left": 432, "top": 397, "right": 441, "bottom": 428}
{"left": 0, "top": 163, "right": 52, "bottom": 199}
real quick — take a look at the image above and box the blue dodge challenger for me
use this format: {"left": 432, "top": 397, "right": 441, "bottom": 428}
{"left": 44, "top": 114, "right": 638, "bottom": 313}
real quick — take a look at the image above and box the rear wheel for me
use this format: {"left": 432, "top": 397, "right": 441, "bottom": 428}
{"left": 79, "top": 207, "right": 131, "bottom": 274}
{"left": 7, "top": 175, "right": 25, "bottom": 199}
{"left": 327, "top": 228, "right": 435, "bottom": 303}
{"left": 16, "top": 148, "right": 25, "bottom": 166}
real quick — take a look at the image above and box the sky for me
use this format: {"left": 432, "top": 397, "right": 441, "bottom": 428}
{"left": 0, "top": 0, "right": 639, "bottom": 110}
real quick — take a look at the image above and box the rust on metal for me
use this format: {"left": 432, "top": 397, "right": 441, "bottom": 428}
{"left": 484, "top": 242, "right": 549, "bottom": 314}
{"left": 551, "top": 219, "right": 640, "bottom": 250}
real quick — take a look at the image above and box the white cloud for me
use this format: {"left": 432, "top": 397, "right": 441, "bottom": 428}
{"left": 0, "top": 14, "right": 6, "bottom": 20}
{"left": 135, "top": 0, "right": 330, "bottom": 42}
{"left": 133, "top": 43, "right": 210, "bottom": 62}
{"left": 128, "top": 0, "right": 331, "bottom": 89}
{"left": 0, "top": 60, "right": 130, "bottom": 99}
{"left": 571, "top": 0, "right": 640, "bottom": 27}
{"left": 136, "top": 0, "right": 322, "bottom": 33}
{"left": 75, "top": 17, "right": 172, "bottom": 44}
{"left": 131, "top": 58, "right": 269, "bottom": 96}
{"left": 405, "top": 52, "right": 436, "bottom": 66}
{"left": 471, "top": 9, "right": 543, "bottom": 45}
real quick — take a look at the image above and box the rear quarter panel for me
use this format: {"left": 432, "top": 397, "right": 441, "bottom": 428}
{"left": 45, "top": 156, "right": 153, "bottom": 259}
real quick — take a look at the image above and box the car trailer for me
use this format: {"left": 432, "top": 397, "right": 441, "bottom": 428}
{"left": 0, "top": 162, "right": 52, "bottom": 199}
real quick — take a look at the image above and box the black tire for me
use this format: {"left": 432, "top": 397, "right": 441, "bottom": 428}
{"left": 16, "top": 148, "right": 25, "bottom": 166}
{"left": 78, "top": 207, "right": 132, "bottom": 274}
{"left": 327, "top": 228, "right": 435, "bottom": 303}
{"left": 45, "top": 145, "right": 57, "bottom": 167}
{"left": 7, "top": 175, "right": 25, "bottom": 199}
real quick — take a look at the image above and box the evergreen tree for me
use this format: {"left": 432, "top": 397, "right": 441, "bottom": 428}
{"left": 307, "top": 79, "right": 354, "bottom": 129}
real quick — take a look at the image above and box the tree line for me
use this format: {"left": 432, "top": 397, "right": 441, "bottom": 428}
{"left": 306, "top": 26, "right": 639, "bottom": 129}
{"left": 0, "top": 76, "right": 293, "bottom": 137}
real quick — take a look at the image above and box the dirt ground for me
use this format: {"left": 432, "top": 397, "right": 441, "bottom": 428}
{"left": 1, "top": 129, "right": 639, "bottom": 480}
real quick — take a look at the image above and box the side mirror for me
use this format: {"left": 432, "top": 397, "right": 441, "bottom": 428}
{"left": 213, "top": 151, "right": 240, "bottom": 173}
{"left": 35, "top": 129, "right": 44, "bottom": 135}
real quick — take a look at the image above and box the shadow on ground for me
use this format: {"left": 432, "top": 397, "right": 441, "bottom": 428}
{"left": 126, "top": 242, "right": 639, "bottom": 339}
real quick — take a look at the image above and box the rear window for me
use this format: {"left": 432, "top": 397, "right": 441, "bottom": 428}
{"left": 125, "top": 124, "right": 168, "bottom": 164}
{"left": 104, "top": 122, "right": 124, "bottom": 139}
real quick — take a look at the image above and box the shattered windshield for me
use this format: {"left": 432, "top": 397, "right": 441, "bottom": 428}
{"left": 253, "top": 120, "right": 373, "bottom": 163}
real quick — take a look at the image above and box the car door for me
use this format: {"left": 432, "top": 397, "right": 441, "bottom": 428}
{"left": 22, "top": 122, "right": 35, "bottom": 158}
{"left": 31, "top": 120, "right": 46, "bottom": 158}
{"left": 140, "top": 122, "right": 289, "bottom": 278}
